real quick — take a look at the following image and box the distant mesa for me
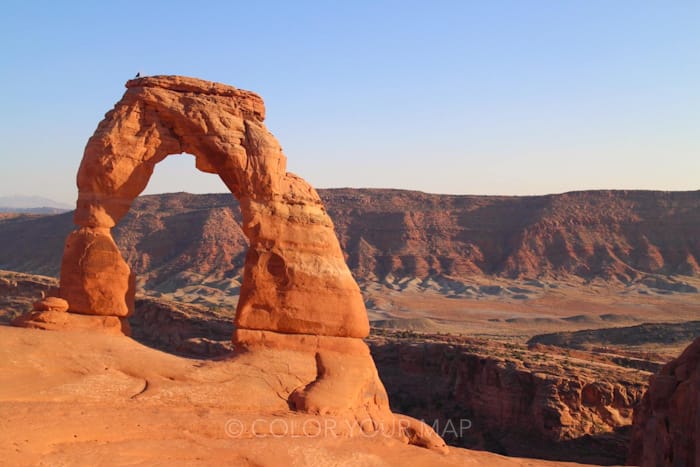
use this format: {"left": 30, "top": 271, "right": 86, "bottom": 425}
{"left": 1, "top": 189, "right": 699, "bottom": 290}
{"left": 11, "top": 75, "right": 446, "bottom": 452}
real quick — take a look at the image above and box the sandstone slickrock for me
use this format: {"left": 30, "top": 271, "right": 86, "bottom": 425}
{"left": 628, "top": 336, "right": 700, "bottom": 467}
{"left": 0, "top": 325, "right": 583, "bottom": 466}
{"left": 12, "top": 75, "right": 445, "bottom": 451}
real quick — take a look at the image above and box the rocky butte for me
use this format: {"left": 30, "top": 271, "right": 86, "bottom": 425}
{"left": 12, "top": 75, "right": 446, "bottom": 452}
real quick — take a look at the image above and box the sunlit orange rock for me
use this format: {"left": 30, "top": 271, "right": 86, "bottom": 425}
{"left": 32, "top": 296, "right": 69, "bottom": 313}
{"left": 59, "top": 227, "right": 133, "bottom": 317}
{"left": 58, "top": 75, "right": 367, "bottom": 338}
{"left": 12, "top": 75, "right": 445, "bottom": 452}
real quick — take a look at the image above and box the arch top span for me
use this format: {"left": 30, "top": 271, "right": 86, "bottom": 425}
{"left": 126, "top": 75, "right": 266, "bottom": 121}
{"left": 58, "top": 75, "right": 369, "bottom": 339}
{"left": 76, "top": 75, "right": 282, "bottom": 229}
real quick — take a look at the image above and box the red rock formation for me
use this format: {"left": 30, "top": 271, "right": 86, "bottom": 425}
{"left": 370, "top": 336, "right": 647, "bottom": 463}
{"left": 12, "top": 76, "right": 445, "bottom": 452}
{"left": 32, "top": 296, "right": 68, "bottom": 312}
{"left": 13, "top": 309, "right": 131, "bottom": 335}
{"left": 60, "top": 227, "right": 134, "bottom": 317}
{"left": 324, "top": 189, "right": 700, "bottom": 282}
{"left": 628, "top": 336, "right": 700, "bottom": 467}
{"left": 2, "top": 189, "right": 699, "bottom": 289}
{"left": 46, "top": 75, "right": 367, "bottom": 339}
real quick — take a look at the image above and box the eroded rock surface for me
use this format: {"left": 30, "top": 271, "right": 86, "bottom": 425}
{"left": 2, "top": 190, "right": 700, "bottom": 293}
{"left": 1, "top": 325, "right": 582, "bottom": 466}
{"left": 370, "top": 335, "right": 648, "bottom": 464}
{"left": 628, "top": 336, "right": 700, "bottom": 467}
{"left": 12, "top": 76, "right": 444, "bottom": 452}
{"left": 52, "top": 75, "right": 367, "bottom": 339}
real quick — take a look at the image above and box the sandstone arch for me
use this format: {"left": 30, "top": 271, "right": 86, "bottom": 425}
{"left": 16, "top": 76, "right": 446, "bottom": 451}
{"left": 58, "top": 75, "right": 368, "bottom": 339}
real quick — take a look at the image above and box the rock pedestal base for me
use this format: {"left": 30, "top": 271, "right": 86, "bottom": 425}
{"left": 13, "top": 309, "right": 131, "bottom": 336}
{"left": 233, "top": 329, "right": 448, "bottom": 452}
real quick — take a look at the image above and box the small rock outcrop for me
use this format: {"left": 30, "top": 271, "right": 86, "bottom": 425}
{"left": 628, "top": 336, "right": 700, "bottom": 467}
{"left": 13, "top": 76, "right": 445, "bottom": 452}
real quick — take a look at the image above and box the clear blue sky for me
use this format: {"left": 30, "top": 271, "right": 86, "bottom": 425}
{"left": 1, "top": 1, "right": 698, "bottom": 204}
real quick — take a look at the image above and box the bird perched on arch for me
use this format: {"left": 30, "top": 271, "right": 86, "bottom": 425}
{"left": 135, "top": 72, "right": 141, "bottom": 78}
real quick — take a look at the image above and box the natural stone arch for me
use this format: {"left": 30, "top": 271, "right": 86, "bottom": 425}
{"left": 16, "top": 76, "right": 446, "bottom": 451}
{"left": 57, "top": 75, "right": 367, "bottom": 338}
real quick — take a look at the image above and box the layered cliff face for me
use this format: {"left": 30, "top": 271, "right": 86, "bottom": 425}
{"left": 628, "top": 336, "right": 700, "bottom": 467}
{"left": 326, "top": 189, "right": 700, "bottom": 282}
{"left": 369, "top": 335, "right": 648, "bottom": 465}
{"left": 1, "top": 190, "right": 698, "bottom": 293}
{"left": 114, "top": 193, "right": 248, "bottom": 292}
{"left": 0, "top": 270, "right": 58, "bottom": 324}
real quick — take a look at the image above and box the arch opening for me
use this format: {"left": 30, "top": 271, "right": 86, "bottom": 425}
{"left": 113, "top": 152, "right": 247, "bottom": 310}
{"left": 109, "top": 151, "right": 247, "bottom": 355}
{"left": 140, "top": 152, "right": 226, "bottom": 196}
